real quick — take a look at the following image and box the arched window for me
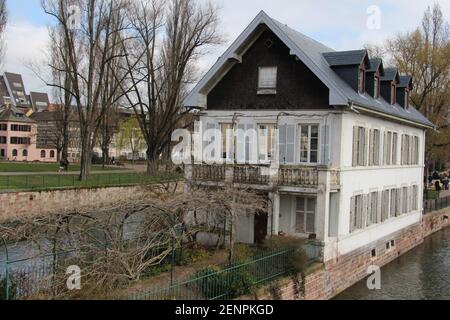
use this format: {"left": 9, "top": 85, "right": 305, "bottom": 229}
{"left": 23, "top": 149, "right": 28, "bottom": 157}
{"left": 50, "top": 150, "right": 55, "bottom": 158}
{"left": 12, "top": 149, "right": 18, "bottom": 157}
{"left": 41, "top": 150, "right": 46, "bottom": 158}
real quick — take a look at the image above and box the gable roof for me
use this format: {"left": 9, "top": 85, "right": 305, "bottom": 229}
{"left": 398, "top": 76, "right": 413, "bottom": 89}
{"left": 184, "top": 11, "right": 433, "bottom": 128}
{"left": 367, "top": 58, "right": 384, "bottom": 73}
{"left": 0, "top": 105, "right": 35, "bottom": 123}
{"left": 323, "top": 50, "right": 368, "bottom": 67}
{"left": 381, "top": 68, "right": 400, "bottom": 82}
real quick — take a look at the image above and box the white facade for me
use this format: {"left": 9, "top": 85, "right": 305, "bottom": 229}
{"left": 190, "top": 109, "right": 427, "bottom": 262}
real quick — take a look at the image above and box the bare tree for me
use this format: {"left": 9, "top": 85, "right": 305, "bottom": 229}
{"left": 42, "top": 0, "right": 131, "bottom": 181}
{"left": 117, "top": 0, "right": 222, "bottom": 175}
{"left": 0, "top": 0, "right": 7, "bottom": 66}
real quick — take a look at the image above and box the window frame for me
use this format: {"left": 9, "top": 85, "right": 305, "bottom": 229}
{"left": 295, "top": 196, "right": 317, "bottom": 235}
{"left": 298, "top": 124, "right": 320, "bottom": 165}
{"left": 257, "top": 66, "right": 278, "bottom": 95}
{"left": 257, "top": 123, "right": 276, "bottom": 163}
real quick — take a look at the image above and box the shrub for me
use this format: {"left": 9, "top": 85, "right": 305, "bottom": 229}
{"left": 262, "top": 235, "right": 306, "bottom": 250}
{"left": 193, "top": 266, "right": 256, "bottom": 300}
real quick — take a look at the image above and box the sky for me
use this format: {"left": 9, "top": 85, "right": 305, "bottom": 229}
{"left": 2, "top": 0, "right": 449, "bottom": 98}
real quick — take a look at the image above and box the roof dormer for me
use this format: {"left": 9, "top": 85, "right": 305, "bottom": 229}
{"left": 365, "top": 58, "right": 384, "bottom": 99}
{"left": 396, "top": 76, "right": 413, "bottom": 109}
{"left": 380, "top": 68, "right": 400, "bottom": 105}
{"left": 323, "top": 49, "right": 370, "bottom": 93}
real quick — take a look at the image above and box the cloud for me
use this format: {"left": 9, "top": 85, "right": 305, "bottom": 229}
{"left": 1, "top": 20, "right": 50, "bottom": 95}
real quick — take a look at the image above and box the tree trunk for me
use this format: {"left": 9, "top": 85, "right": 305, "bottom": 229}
{"left": 79, "top": 136, "right": 92, "bottom": 182}
{"left": 146, "top": 148, "right": 159, "bottom": 175}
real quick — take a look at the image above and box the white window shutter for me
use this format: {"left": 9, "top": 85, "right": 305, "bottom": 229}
{"left": 352, "top": 127, "right": 358, "bottom": 167}
{"left": 368, "top": 130, "right": 373, "bottom": 166}
{"left": 278, "top": 124, "right": 287, "bottom": 164}
{"left": 350, "top": 196, "right": 356, "bottom": 233}
{"left": 361, "top": 194, "right": 368, "bottom": 229}
{"left": 236, "top": 124, "right": 246, "bottom": 163}
{"left": 364, "top": 128, "right": 369, "bottom": 166}
{"left": 286, "top": 125, "right": 295, "bottom": 164}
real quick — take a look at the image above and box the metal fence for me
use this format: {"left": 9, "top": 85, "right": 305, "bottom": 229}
{"left": 0, "top": 173, "right": 183, "bottom": 192}
{"left": 127, "top": 247, "right": 298, "bottom": 300}
{"left": 424, "top": 195, "right": 450, "bottom": 214}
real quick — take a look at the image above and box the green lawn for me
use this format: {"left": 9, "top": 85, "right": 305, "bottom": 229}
{"left": 0, "top": 172, "right": 183, "bottom": 191}
{"left": 0, "top": 162, "right": 125, "bottom": 173}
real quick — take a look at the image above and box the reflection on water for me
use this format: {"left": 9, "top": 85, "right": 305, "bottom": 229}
{"left": 335, "top": 227, "right": 450, "bottom": 300}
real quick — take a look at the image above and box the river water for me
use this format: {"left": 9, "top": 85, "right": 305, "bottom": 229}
{"left": 335, "top": 227, "right": 450, "bottom": 300}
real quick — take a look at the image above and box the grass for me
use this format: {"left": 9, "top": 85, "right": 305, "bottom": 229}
{"left": 0, "top": 172, "right": 183, "bottom": 191}
{"left": 0, "top": 162, "right": 125, "bottom": 173}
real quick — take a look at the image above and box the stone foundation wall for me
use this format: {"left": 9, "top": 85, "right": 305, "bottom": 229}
{"left": 247, "top": 209, "right": 450, "bottom": 301}
{"left": 0, "top": 182, "right": 183, "bottom": 223}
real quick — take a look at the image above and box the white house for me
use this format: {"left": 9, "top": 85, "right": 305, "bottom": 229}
{"left": 183, "top": 11, "right": 434, "bottom": 263}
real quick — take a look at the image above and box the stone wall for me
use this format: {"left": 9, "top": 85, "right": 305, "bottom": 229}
{"left": 0, "top": 182, "right": 183, "bottom": 223}
{"left": 245, "top": 209, "right": 450, "bottom": 301}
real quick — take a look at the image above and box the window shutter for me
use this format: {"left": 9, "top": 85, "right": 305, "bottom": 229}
{"left": 321, "top": 124, "right": 330, "bottom": 165}
{"left": 364, "top": 128, "right": 369, "bottom": 166}
{"left": 376, "top": 192, "right": 382, "bottom": 224}
{"left": 366, "top": 193, "right": 371, "bottom": 227}
{"left": 278, "top": 124, "right": 287, "bottom": 164}
{"left": 396, "top": 188, "right": 401, "bottom": 217}
{"left": 193, "top": 121, "right": 201, "bottom": 162}
{"left": 359, "top": 194, "right": 366, "bottom": 229}
{"left": 383, "top": 132, "right": 387, "bottom": 165}
{"left": 204, "top": 122, "right": 216, "bottom": 162}
{"left": 350, "top": 196, "right": 356, "bottom": 233}
{"left": 368, "top": 130, "right": 374, "bottom": 166}
{"left": 246, "top": 124, "right": 255, "bottom": 163}
{"left": 236, "top": 124, "right": 246, "bottom": 163}
{"left": 352, "top": 127, "right": 358, "bottom": 167}
{"left": 286, "top": 125, "right": 295, "bottom": 164}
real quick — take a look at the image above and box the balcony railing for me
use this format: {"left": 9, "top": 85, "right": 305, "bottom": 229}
{"left": 192, "top": 164, "right": 225, "bottom": 182}
{"left": 278, "top": 166, "right": 318, "bottom": 187}
{"left": 190, "top": 164, "right": 331, "bottom": 188}
{"left": 233, "top": 165, "right": 270, "bottom": 185}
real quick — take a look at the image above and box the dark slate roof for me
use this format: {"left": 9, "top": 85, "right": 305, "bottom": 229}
{"left": 323, "top": 50, "right": 368, "bottom": 67}
{"left": 380, "top": 68, "right": 399, "bottom": 82}
{"left": 0, "top": 105, "right": 35, "bottom": 123}
{"left": 367, "top": 58, "right": 384, "bottom": 73}
{"left": 398, "top": 76, "right": 413, "bottom": 88}
{"left": 185, "top": 11, "right": 434, "bottom": 128}
{"left": 30, "top": 111, "right": 56, "bottom": 122}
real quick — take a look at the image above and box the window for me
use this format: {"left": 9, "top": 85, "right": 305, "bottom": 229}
{"left": 353, "top": 126, "right": 367, "bottom": 167}
{"left": 10, "top": 137, "right": 31, "bottom": 145}
{"left": 10, "top": 124, "right": 31, "bottom": 132}
{"left": 12, "top": 149, "right": 18, "bottom": 157}
{"left": 358, "top": 68, "right": 365, "bottom": 93}
{"left": 50, "top": 150, "right": 55, "bottom": 158}
{"left": 369, "top": 129, "right": 380, "bottom": 166}
{"left": 258, "top": 67, "right": 277, "bottom": 94}
{"left": 350, "top": 194, "right": 363, "bottom": 233}
{"left": 367, "top": 192, "right": 379, "bottom": 227}
{"left": 295, "top": 197, "right": 316, "bottom": 234}
{"left": 41, "top": 150, "right": 46, "bottom": 158}
{"left": 0, "top": 149, "right": 4, "bottom": 157}
{"left": 391, "top": 83, "right": 397, "bottom": 105}
{"left": 0, "top": 136, "right": 5, "bottom": 144}
{"left": 258, "top": 124, "right": 276, "bottom": 162}
{"left": 0, "top": 123, "right": 6, "bottom": 131}
{"left": 374, "top": 75, "right": 380, "bottom": 98}
{"left": 299, "top": 125, "right": 319, "bottom": 164}
{"left": 220, "top": 123, "right": 233, "bottom": 160}
{"left": 371, "top": 249, "right": 377, "bottom": 258}
{"left": 402, "top": 187, "right": 409, "bottom": 214}
{"left": 22, "top": 149, "right": 28, "bottom": 157}
{"left": 390, "top": 189, "right": 398, "bottom": 218}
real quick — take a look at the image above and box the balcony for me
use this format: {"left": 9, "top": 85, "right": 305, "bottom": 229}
{"left": 189, "top": 163, "right": 339, "bottom": 190}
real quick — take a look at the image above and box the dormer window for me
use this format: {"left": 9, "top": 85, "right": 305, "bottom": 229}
{"left": 374, "top": 75, "right": 380, "bottom": 99}
{"left": 358, "top": 68, "right": 365, "bottom": 93}
{"left": 258, "top": 66, "right": 277, "bottom": 95}
{"left": 391, "top": 83, "right": 396, "bottom": 105}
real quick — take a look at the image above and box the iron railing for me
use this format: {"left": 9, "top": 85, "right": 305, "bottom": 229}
{"left": 424, "top": 195, "right": 450, "bottom": 214}
{"left": 0, "top": 173, "right": 182, "bottom": 192}
{"left": 127, "top": 247, "right": 297, "bottom": 300}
